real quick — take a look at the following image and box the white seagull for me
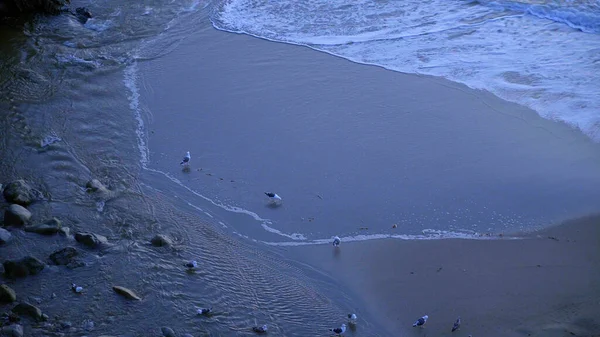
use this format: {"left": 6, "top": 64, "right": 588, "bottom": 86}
{"left": 252, "top": 324, "right": 268, "bottom": 333}
{"left": 197, "top": 307, "right": 212, "bottom": 315}
{"left": 185, "top": 260, "right": 198, "bottom": 269}
{"left": 329, "top": 323, "right": 346, "bottom": 335}
{"left": 348, "top": 313, "right": 357, "bottom": 323}
{"left": 332, "top": 236, "right": 341, "bottom": 247}
{"left": 71, "top": 283, "right": 83, "bottom": 293}
{"left": 264, "top": 192, "right": 282, "bottom": 201}
{"left": 413, "top": 315, "right": 428, "bottom": 327}
{"left": 452, "top": 317, "right": 461, "bottom": 332}
{"left": 180, "top": 151, "right": 191, "bottom": 166}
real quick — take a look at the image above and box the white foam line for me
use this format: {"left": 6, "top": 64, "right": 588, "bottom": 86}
{"left": 124, "top": 62, "right": 150, "bottom": 167}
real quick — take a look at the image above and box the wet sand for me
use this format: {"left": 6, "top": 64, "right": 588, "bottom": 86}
{"left": 287, "top": 216, "right": 600, "bottom": 336}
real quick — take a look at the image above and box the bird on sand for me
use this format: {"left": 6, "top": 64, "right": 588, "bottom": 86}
{"left": 452, "top": 317, "right": 461, "bottom": 332}
{"left": 348, "top": 313, "right": 357, "bottom": 324}
{"left": 252, "top": 324, "right": 268, "bottom": 333}
{"left": 332, "top": 236, "right": 341, "bottom": 247}
{"left": 329, "top": 323, "right": 346, "bottom": 335}
{"left": 197, "top": 307, "right": 212, "bottom": 315}
{"left": 264, "top": 192, "right": 282, "bottom": 201}
{"left": 180, "top": 151, "right": 191, "bottom": 166}
{"left": 413, "top": 315, "right": 428, "bottom": 327}
{"left": 184, "top": 260, "right": 198, "bottom": 270}
{"left": 71, "top": 283, "right": 83, "bottom": 293}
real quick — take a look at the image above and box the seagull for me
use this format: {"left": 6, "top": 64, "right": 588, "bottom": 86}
{"left": 197, "top": 307, "right": 212, "bottom": 315}
{"left": 413, "top": 315, "right": 428, "bottom": 327}
{"left": 71, "top": 283, "right": 83, "bottom": 293}
{"left": 185, "top": 260, "right": 198, "bottom": 269}
{"left": 332, "top": 236, "right": 341, "bottom": 247}
{"left": 329, "top": 323, "right": 346, "bottom": 335}
{"left": 348, "top": 313, "right": 357, "bottom": 323}
{"left": 264, "top": 192, "right": 282, "bottom": 201}
{"left": 452, "top": 317, "right": 461, "bottom": 332}
{"left": 252, "top": 324, "right": 268, "bottom": 333}
{"left": 180, "top": 151, "right": 191, "bottom": 166}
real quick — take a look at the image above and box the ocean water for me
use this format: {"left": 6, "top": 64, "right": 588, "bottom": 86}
{"left": 213, "top": 0, "right": 600, "bottom": 139}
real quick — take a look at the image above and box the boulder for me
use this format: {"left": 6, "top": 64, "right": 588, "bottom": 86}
{"left": 0, "top": 284, "right": 17, "bottom": 303}
{"left": 161, "top": 327, "right": 176, "bottom": 337}
{"left": 75, "top": 232, "right": 108, "bottom": 248}
{"left": 24, "top": 218, "right": 61, "bottom": 235}
{"left": 48, "top": 246, "right": 84, "bottom": 268}
{"left": 112, "top": 286, "right": 141, "bottom": 300}
{"left": 3, "top": 256, "right": 45, "bottom": 278}
{"left": 4, "top": 204, "right": 31, "bottom": 227}
{"left": 0, "top": 228, "right": 12, "bottom": 244}
{"left": 150, "top": 234, "right": 173, "bottom": 247}
{"left": 2, "top": 180, "right": 36, "bottom": 206}
{"left": 11, "top": 302, "right": 42, "bottom": 320}
{"left": 0, "top": 324, "right": 23, "bottom": 337}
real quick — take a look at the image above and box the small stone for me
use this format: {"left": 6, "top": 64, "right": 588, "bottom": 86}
{"left": 0, "top": 324, "right": 23, "bottom": 337}
{"left": 0, "top": 228, "right": 12, "bottom": 244}
{"left": 150, "top": 234, "right": 173, "bottom": 247}
{"left": 161, "top": 327, "right": 176, "bottom": 337}
{"left": 0, "top": 284, "right": 17, "bottom": 303}
{"left": 3, "top": 180, "right": 36, "bottom": 206}
{"left": 4, "top": 204, "right": 32, "bottom": 227}
{"left": 112, "top": 286, "right": 141, "bottom": 300}
{"left": 49, "top": 247, "right": 80, "bottom": 267}
{"left": 24, "top": 218, "right": 62, "bottom": 235}
{"left": 59, "top": 227, "right": 70, "bottom": 236}
{"left": 41, "top": 313, "right": 49, "bottom": 321}
{"left": 12, "top": 302, "right": 43, "bottom": 320}
{"left": 75, "top": 232, "right": 108, "bottom": 248}
{"left": 3, "top": 256, "right": 45, "bottom": 278}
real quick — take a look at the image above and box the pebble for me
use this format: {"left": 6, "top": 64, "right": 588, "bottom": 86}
{"left": 161, "top": 326, "right": 176, "bottom": 337}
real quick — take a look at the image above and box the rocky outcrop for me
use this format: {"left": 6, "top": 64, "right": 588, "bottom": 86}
{"left": 0, "top": 0, "right": 70, "bottom": 18}
{"left": 75, "top": 232, "right": 108, "bottom": 248}
{"left": 3, "top": 256, "right": 45, "bottom": 278}
{"left": 2, "top": 180, "right": 38, "bottom": 206}
{"left": 0, "top": 228, "right": 12, "bottom": 244}
{"left": 11, "top": 302, "right": 42, "bottom": 320}
{"left": 4, "top": 204, "right": 31, "bottom": 227}
{"left": 48, "top": 246, "right": 84, "bottom": 268}
{"left": 24, "top": 218, "right": 61, "bottom": 235}
{"left": 150, "top": 234, "right": 173, "bottom": 247}
{"left": 0, "top": 284, "right": 17, "bottom": 303}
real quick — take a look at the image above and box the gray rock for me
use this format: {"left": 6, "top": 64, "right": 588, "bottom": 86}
{"left": 4, "top": 204, "right": 32, "bottom": 227}
{"left": 12, "top": 302, "right": 43, "bottom": 320}
{"left": 161, "top": 327, "right": 176, "bottom": 337}
{"left": 49, "top": 247, "right": 84, "bottom": 268}
{"left": 150, "top": 234, "right": 173, "bottom": 247}
{"left": 0, "top": 284, "right": 17, "bottom": 303}
{"left": 2, "top": 180, "right": 36, "bottom": 206}
{"left": 85, "top": 179, "right": 109, "bottom": 194}
{"left": 58, "top": 226, "right": 70, "bottom": 236}
{"left": 0, "top": 228, "right": 12, "bottom": 244}
{"left": 75, "top": 232, "right": 108, "bottom": 248}
{"left": 24, "top": 217, "right": 61, "bottom": 235}
{"left": 0, "top": 324, "right": 23, "bottom": 337}
{"left": 3, "top": 256, "right": 45, "bottom": 278}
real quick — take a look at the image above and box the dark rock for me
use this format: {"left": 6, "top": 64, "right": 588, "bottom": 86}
{"left": 150, "top": 234, "right": 173, "bottom": 247}
{"left": 24, "top": 218, "right": 61, "bottom": 235}
{"left": 0, "top": 228, "right": 12, "bottom": 244}
{"left": 4, "top": 204, "right": 32, "bottom": 227}
{"left": 3, "top": 256, "right": 45, "bottom": 278}
{"left": 49, "top": 246, "right": 83, "bottom": 268}
{"left": 74, "top": 6, "right": 92, "bottom": 24}
{"left": 12, "top": 302, "right": 42, "bottom": 320}
{"left": 75, "top": 232, "right": 108, "bottom": 248}
{"left": 161, "top": 327, "right": 176, "bottom": 337}
{"left": 0, "top": 284, "right": 17, "bottom": 303}
{"left": 2, "top": 180, "right": 36, "bottom": 206}
{"left": 112, "top": 286, "right": 141, "bottom": 300}
{"left": 0, "top": 324, "right": 23, "bottom": 337}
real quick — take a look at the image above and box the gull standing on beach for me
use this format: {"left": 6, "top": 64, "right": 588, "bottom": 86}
{"left": 348, "top": 313, "right": 357, "bottom": 324}
{"left": 184, "top": 260, "right": 198, "bottom": 270}
{"left": 413, "top": 315, "right": 428, "bottom": 327}
{"left": 180, "top": 151, "right": 191, "bottom": 166}
{"left": 252, "top": 324, "right": 268, "bottom": 333}
{"left": 197, "top": 307, "right": 212, "bottom": 315}
{"left": 452, "top": 317, "right": 461, "bottom": 332}
{"left": 264, "top": 192, "right": 282, "bottom": 205}
{"left": 329, "top": 323, "right": 346, "bottom": 335}
{"left": 332, "top": 236, "right": 341, "bottom": 247}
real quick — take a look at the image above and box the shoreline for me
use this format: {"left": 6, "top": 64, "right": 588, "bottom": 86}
{"left": 284, "top": 213, "right": 600, "bottom": 336}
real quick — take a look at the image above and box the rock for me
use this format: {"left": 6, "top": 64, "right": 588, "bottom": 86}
{"left": 0, "top": 0, "right": 69, "bottom": 17}
{"left": 75, "top": 232, "right": 108, "bottom": 248}
{"left": 58, "top": 226, "right": 70, "bottom": 236}
{"left": 161, "top": 327, "right": 176, "bottom": 337}
{"left": 75, "top": 7, "right": 92, "bottom": 24}
{"left": 12, "top": 302, "right": 42, "bottom": 320}
{"left": 3, "top": 256, "right": 45, "bottom": 278}
{"left": 0, "top": 324, "right": 23, "bottom": 337}
{"left": 150, "top": 234, "right": 173, "bottom": 247}
{"left": 112, "top": 286, "right": 141, "bottom": 300}
{"left": 0, "top": 284, "right": 17, "bottom": 303}
{"left": 0, "top": 228, "right": 12, "bottom": 244}
{"left": 48, "top": 247, "right": 83, "bottom": 268}
{"left": 4, "top": 204, "right": 32, "bottom": 226}
{"left": 24, "top": 217, "right": 61, "bottom": 235}
{"left": 2, "top": 180, "right": 36, "bottom": 206}
{"left": 182, "top": 334, "right": 194, "bottom": 337}
{"left": 85, "top": 179, "right": 109, "bottom": 194}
